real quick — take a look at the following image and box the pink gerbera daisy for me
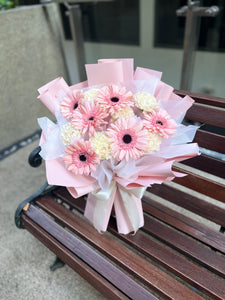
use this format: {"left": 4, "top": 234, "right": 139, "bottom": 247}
{"left": 64, "top": 140, "right": 99, "bottom": 175}
{"left": 107, "top": 117, "right": 149, "bottom": 161}
{"left": 72, "top": 101, "right": 108, "bottom": 136}
{"left": 60, "top": 90, "right": 83, "bottom": 121}
{"left": 97, "top": 85, "right": 133, "bottom": 114}
{"left": 143, "top": 109, "right": 177, "bottom": 138}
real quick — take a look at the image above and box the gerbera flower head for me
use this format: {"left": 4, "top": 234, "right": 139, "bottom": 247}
{"left": 107, "top": 117, "right": 149, "bottom": 161}
{"left": 64, "top": 140, "right": 99, "bottom": 175}
{"left": 90, "top": 132, "right": 112, "bottom": 160}
{"left": 143, "top": 109, "right": 177, "bottom": 138}
{"left": 60, "top": 90, "right": 83, "bottom": 121}
{"left": 72, "top": 101, "right": 108, "bottom": 136}
{"left": 134, "top": 91, "right": 159, "bottom": 112}
{"left": 61, "top": 122, "right": 81, "bottom": 145}
{"left": 96, "top": 85, "right": 133, "bottom": 114}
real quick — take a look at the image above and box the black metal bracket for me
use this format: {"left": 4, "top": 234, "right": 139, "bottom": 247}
{"left": 50, "top": 256, "right": 65, "bottom": 271}
{"left": 28, "top": 146, "right": 42, "bottom": 167}
{"left": 220, "top": 226, "right": 225, "bottom": 234}
{"left": 15, "top": 182, "right": 56, "bottom": 229}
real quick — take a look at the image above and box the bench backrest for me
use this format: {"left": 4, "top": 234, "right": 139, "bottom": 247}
{"left": 147, "top": 90, "right": 225, "bottom": 230}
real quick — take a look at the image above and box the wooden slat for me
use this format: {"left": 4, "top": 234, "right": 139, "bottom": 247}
{"left": 24, "top": 204, "right": 156, "bottom": 300}
{"left": 182, "top": 154, "right": 225, "bottom": 179}
{"left": 148, "top": 183, "right": 225, "bottom": 227}
{"left": 172, "top": 166, "right": 225, "bottom": 204}
{"left": 35, "top": 196, "right": 203, "bottom": 300}
{"left": 194, "top": 129, "right": 225, "bottom": 154}
{"left": 142, "top": 195, "right": 225, "bottom": 254}
{"left": 141, "top": 212, "right": 225, "bottom": 279}
{"left": 21, "top": 215, "right": 128, "bottom": 300}
{"left": 108, "top": 218, "right": 225, "bottom": 300}
{"left": 174, "top": 89, "right": 225, "bottom": 109}
{"left": 185, "top": 103, "right": 225, "bottom": 129}
{"left": 53, "top": 187, "right": 85, "bottom": 213}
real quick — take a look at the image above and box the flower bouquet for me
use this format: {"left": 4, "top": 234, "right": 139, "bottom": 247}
{"left": 38, "top": 58, "right": 199, "bottom": 234}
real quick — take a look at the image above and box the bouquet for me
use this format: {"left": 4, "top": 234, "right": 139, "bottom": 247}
{"left": 38, "top": 58, "right": 199, "bottom": 234}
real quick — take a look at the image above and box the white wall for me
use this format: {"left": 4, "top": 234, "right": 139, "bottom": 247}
{"left": 64, "top": 0, "right": 225, "bottom": 97}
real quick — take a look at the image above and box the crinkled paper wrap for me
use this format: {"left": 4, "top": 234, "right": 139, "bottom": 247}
{"left": 37, "top": 58, "right": 199, "bottom": 234}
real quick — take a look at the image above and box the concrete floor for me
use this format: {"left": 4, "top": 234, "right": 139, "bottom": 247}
{"left": 0, "top": 141, "right": 105, "bottom": 300}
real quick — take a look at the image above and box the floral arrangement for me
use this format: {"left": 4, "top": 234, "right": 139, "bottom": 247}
{"left": 38, "top": 59, "right": 199, "bottom": 234}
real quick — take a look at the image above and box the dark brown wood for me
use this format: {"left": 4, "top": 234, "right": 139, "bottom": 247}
{"left": 148, "top": 183, "right": 225, "bottom": 227}
{"left": 142, "top": 195, "right": 225, "bottom": 253}
{"left": 142, "top": 212, "right": 225, "bottom": 279}
{"left": 108, "top": 218, "right": 225, "bottom": 300}
{"left": 35, "top": 196, "right": 203, "bottom": 300}
{"left": 182, "top": 154, "right": 225, "bottom": 179}
{"left": 173, "top": 166, "right": 225, "bottom": 203}
{"left": 19, "top": 90, "right": 225, "bottom": 300}
{"left": 194, "top": 129, "right": 225, "bottom": 154}
{"left": 21, "top": 214, "right": 129, "bottom": 300}
{"left": 51, "top": 191, "right": 225, "bottom": 299}
{"left": 185, "top": 103, "right": 225, "bottom": 129}
{"left": 174, "top": 89, "right": 225, "bottom": 108}
{"left": 52, "top": 187, "right": 86, "bottom": 213}
{"left": 24, "top": 204, "right": 156, "bottom": 300}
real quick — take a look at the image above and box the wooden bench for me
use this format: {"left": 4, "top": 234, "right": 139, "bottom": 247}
{"left": 15, "top": 90, "right": 225, "bottom": 300}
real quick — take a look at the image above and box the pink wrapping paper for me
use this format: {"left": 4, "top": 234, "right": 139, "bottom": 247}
{"left": 37, "top": 58, "right": 199, "bottom": 234}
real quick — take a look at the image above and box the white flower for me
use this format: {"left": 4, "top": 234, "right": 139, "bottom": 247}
{"left": 134, "top": 91, "right": 158, "bottom": 112}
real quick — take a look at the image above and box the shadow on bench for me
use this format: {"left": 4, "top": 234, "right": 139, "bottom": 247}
{"left": 15, "top": 90, "right": 225, "bottom": 300}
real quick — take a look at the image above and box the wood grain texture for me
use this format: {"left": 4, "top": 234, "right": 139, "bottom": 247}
{"left": 21, "top": 214, "right": 129, "bottom": 300}
{"left": 174, "top": 89, "right": 225, "bottom": 108}
{"left": 172, "top": 166, "right": 225, "bottom": 203}
{"left": 142, "top": 195, "right": 225, "bottom": 253}
{"left": 24, "top": 205, "right": 156, "bottom": 300}
{"left": 148, "top": 183, "right": 225, "bottom": 227}
{"left": 35, "top": 196, "right": 203, "bottom": 300}
{"left": 142, "top": 212, "right": 225, "bottom": 279}
{"left": 108, "top": 218, "right": 225, "bottom": 300}
{"left": 182, "top": 154, "right": 225, "bottom": 179}
{"left": 194, "top": 129, "right": 225, "bottom": 154}
{"left": 185, "top": 103, "right": 225, "bottom": 128}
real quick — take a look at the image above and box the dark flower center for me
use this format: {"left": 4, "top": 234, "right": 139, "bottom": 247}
{"left": 73, "top": 102, "right": 78, "bottom": 110}
{"left": 79, "top": 154, "right": 87, "bottom": 162}
{"left": 156, "top": 120, "right": 163, "bottom": 126}
{"left": 89, "top": 116, "right": 94, "bottom": 121}
{"left": 123, "top": 134, "right": 132, "bottom": 144}
{"left": 111, "top": 97, "right": 119, "bottom": 103}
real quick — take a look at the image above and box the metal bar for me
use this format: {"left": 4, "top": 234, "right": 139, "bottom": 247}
{"left": 65, "top": 3, "right": 86, "bottom": 81}
{"left": 179, "top": 1, "right": 200, "bottom": 91}
{"left": 177, "top": 1, "right": 219, "bottom": 91}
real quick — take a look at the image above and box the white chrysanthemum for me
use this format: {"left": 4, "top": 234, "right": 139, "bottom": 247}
{"left": 84, "top": 89, "right": 99, "bottom": 102}
{"left": 146, "top": 132, "right": 162, "bottom": 153}
{"left": 90, "top": 132, "right": 112, "bottom": 160}
{"left": 111, "top": 107, "right": 134, "bottom": 121}
{"left": 134, "top": 91, "right": 159, "bottom": 112}
{"left": 61, "top": 122, "right": 81, "bottom": 145}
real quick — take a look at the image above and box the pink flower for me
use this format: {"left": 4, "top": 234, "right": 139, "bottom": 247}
{"left": 60, "top": 90, "right": 83, "bottom": 121}
{"left": 107, "top": 117, "right": 149, "bottom": 161}
{"left": 72, "top": 101, "right": 108, "bottom": 136}
{"left": 97, "top": 85, "right": 133, "bottom": 114}
{"left": 143, "top": 109, "right": 177, "bottom": 138}
{"left": 64, "top": 140, "right": 99, "bottom": 175}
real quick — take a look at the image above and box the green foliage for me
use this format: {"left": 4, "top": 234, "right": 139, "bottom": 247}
{"left": 0, "top": 0, "right": 16, "bottom": 10}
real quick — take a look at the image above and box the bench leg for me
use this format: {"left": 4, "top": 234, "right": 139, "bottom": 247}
{"left": 50, "top": 256, "right": 65, "bottom": 271}
{"left": 220, "top": 226, "right": 225, "bottom": 234}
